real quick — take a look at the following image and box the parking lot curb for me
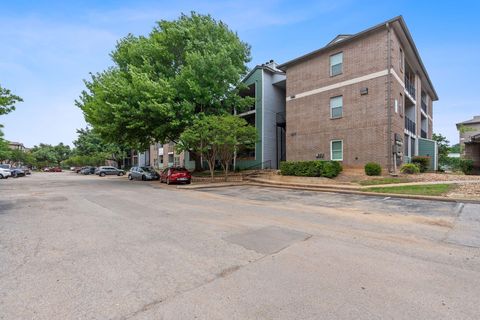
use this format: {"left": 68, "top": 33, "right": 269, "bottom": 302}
{"left": 177, "top": 182, "right": 247, "bottom": 190}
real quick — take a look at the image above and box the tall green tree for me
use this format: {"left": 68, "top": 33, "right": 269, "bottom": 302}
{"left": 69, "top": 127, "right": 127, "bottom": 166}
{"left": 76, "top": 12, "right": 252, "bottom": 150}
{"left": 74, "top": 127, "right": 109, "bottom": 156}
{"left": 0, "top": 127, "right": 11, "bottom": 161}
{"left": 0, "top": 84, "right": 22, "bottom": 161}
{"left": 177, "top": 115, "right": 256, "bottom": 180}
{"left": 216, "top": 115, "right": 256, "bottom": 179}
{"left": 8, "top": 149, "right": 26, "bottom": 164}
{"left": 449, "top": 143, "right": 460, "bottom": 154}
{"left": 432, "top": 133, "right": 450, "bottom": 165}
{"left": 30, "top": 143, "right": 71, "bottom": 167}
{"left": 0, "top": 84, "right": 23, "bottom": 116}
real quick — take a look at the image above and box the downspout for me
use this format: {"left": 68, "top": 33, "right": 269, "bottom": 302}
{"left": 386, "top": 22, "right": 393, "bottom": 173}
{"left": 233, "top": 107, "right": 237, "bottom": 171}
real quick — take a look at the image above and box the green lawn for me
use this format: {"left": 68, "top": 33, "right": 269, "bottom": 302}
{"left": 358, "top": 177, "right": 410, "bottom": 186}
{"left": 366, "top": 184, "right": 456, "bottom": 196}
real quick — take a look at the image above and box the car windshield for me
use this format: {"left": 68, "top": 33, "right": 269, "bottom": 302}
{"left": 141, "top": 167, "right": 155, "bottom": 173}
{"left": 173, "top": 167, "right": 187, "bottom": 172}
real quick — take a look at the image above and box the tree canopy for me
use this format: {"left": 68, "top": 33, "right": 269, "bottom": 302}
{"left": 432, "top": 133, "right": 450, "bottom": 165}
{"left": 30, "top": 143, "right": 72, "bottom": 167}
{"left": 0, "top": 84, "right": 23, "bottom": 116}
{"left": 63, "top": 127, "right": 127, "bottom": 167}
{"left": 0, "top": 84, "right": 23, "bottom": 161}
{"left": 177, "top": 114, "right": 256, "bottom": 179}
{"left": 0, "top": 128, "right": 11, "bottom": 161}
{"left": 77, "top": 12, "right": 253, "bottom": 150}
{"left": 73, "top": 127, "right": 126, "bottom": 158}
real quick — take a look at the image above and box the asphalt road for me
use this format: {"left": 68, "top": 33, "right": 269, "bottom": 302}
{"left": 1, "top": 172, "right": 479, "bottom": 319}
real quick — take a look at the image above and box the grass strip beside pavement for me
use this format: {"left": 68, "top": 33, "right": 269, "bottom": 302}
{"left": 366, "top": 183, "right": 456, "bottom": 196}
{"left": 358, "top": 177, "right": 410, "bottom": 186}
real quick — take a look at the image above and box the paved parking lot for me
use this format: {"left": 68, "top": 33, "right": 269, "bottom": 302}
{"left": 1, "top": 172, "right": 480, "bottom": 319}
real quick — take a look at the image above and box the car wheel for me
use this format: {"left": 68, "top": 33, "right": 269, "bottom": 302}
{"left": 118, "top": 172, "right": 124, "bottom": 176}
{"left": 0, "top": 174, "right": 3, "bottom": 179}
{"left": 100, "top": 172, "right": 106, "bottom": 177}
{"left": 141, "top": 175, "right": 146, "bottom": 181}
{"left": 128, "top": 174, "right": 133, "bottom": 180}
{"left": 186, "top": 180, "right": 191, "bottom": 185}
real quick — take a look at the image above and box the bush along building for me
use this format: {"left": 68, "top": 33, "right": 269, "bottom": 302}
{"left": 278, "top": 16, "right": 438, "bottom": 172}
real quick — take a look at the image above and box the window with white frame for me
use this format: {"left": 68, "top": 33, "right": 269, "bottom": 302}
{"left": 330, "top": 96, "right": 343, "bottom": 118}
{"left": 330, "top": 52, "right": 343, "bottom": 76}
{"left": 331, "top": 140, "right": 343, "bottom": 161}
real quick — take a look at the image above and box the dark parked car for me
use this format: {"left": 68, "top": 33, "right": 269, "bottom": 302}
{"left": 128, "top": 166, "right": 160, "bottom": 181}
{"left": 160, "top": 167, "right": 192, "bottom": 185}
{"left": 20, "top": 166, "right": 31, "bottom": 175}
{"left": 95, "top": 166, "right": 125, "bottom": 177}
{"left": 11, "top": 168, "right": 25, "bottom": 178}
{"left": 80, "top": 166, "right": 96, "bottom": 175}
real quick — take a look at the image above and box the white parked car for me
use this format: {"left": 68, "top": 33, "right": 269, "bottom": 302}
{"left": 0, "top": 167, "right": 12, "bottom": 179}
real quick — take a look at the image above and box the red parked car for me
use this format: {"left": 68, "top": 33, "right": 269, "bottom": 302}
{"left": 44, "top": 167, "right": 62, "bottom": 172}
{"left": 160, "top": 167, "right": 192, "bottom": 185}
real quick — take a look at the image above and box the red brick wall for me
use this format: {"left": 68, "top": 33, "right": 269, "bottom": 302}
{"left": 285, "top": 28, "right": 395, "bottom": 168}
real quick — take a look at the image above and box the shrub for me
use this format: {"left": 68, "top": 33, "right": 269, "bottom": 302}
{"left": 400, "top": 163, "right": 420, "bottom": 174}
{"left": 364, "top": 162, "right": 382, "bottom": 176}
{"left": 280, "top": 160, "right": 342, "bottom": 178}
{"left": 411, "top": 156, "right": 430, "bottom": 173}
{"left": 459, "top": 159, "right": 474, "bottom": 175}
{"left": 322, "top": 160, "right": 343, "bottom": 178}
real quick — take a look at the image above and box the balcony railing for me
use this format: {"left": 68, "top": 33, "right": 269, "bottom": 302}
{"left": 421, "top": 100, "right": 427, "bottom": 113}
{"left": 405, "top": 78, "right": 416, "bottom": 99}
{"left": 421, "top": 129, "right": 427, "bottom": 138}
{"left": 405, "top": 117, "right": 416, "bottom": 133}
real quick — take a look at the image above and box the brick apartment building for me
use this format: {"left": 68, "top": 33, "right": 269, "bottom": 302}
{"left": 278, "top": 16, "right": 438, "bottom": 172}
{"left": 457, "top": 115, "right": 480, "bottom": 172}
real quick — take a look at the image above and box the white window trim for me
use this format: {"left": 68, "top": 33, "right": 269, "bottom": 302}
{"left": 330, "top": 95, "right": 343, "bottom": 119}
{"left": 330, "top": 140, "right": 343, "bottom": 161}
{"left": 329, "top": 52, "right": 343, "bottom": 77}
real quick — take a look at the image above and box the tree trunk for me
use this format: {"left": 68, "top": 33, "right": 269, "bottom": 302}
{"left": 224, "top": 162, "right": 229, "bottom": 182}
{"left": 208, "top": 160, "right": 215, "bottom": 182}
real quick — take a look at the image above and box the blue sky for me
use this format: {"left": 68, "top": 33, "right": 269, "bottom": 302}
{"left": 1, "top": 0, "right": 479, "bottom": 147}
